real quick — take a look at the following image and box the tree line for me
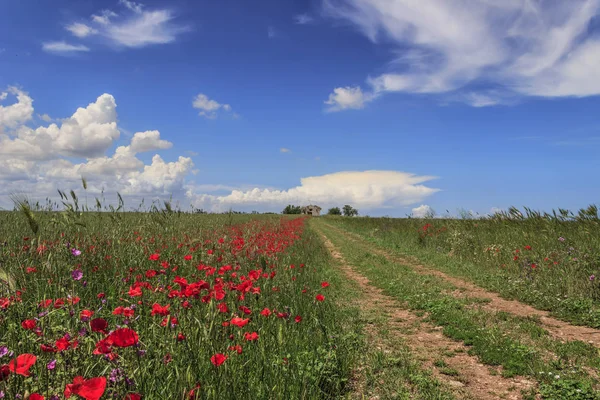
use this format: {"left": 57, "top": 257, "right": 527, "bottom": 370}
{"left": 281, "top": 204, "right": 358, "bottom": 216}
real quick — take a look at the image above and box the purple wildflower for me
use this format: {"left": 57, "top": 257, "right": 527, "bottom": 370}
{"left": 71, "top": 248, "right": 81, "bottom": 257}
{"left": 558, "top": 237, "right": 565, "bottom": 242}
{"left": 0, "top": 346, "right": 8, "bottom": 358}
{"left": 590, "top": 275, "right": 595, "bottom": 282}
{"left": 47, "top": 359, "right": 57, "bottom": 370}
{"left": 71, "top": 269, "right": 83, "bottom": 281}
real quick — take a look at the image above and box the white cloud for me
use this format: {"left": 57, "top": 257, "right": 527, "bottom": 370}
{"left": 129, "top": 130, "right": 173, "bottom": 153}
{"left": 280, "top": 148, "right": 291, "bottom": 153}
{"left": 66, "top": 23, "right": 98, "bottom": 38}
{"left": 325, "top": 86, "right": 374, "bottom": 111}
{"left": 322, "top": 0, "right": 600, "bottom": 108}
{"left": 42, "top": 41, "right": 90, "bottom": 53}
{"left": 412, "top": 204, "right": 433, "bottom": 218}
{"left": 92, "top": 10, "right": 118, "bottom": 25}
{"left": 0, "top": 87, "right": 34, "bottom": 129}
{"left": 1, "top": 93, "right": 119, "bottom": 160}
{"left": 192, "top": 93, "right": 234, "bottom": 118}
{"left": 0, "top": 89, "right": 194, "bottom": 208}
{"left": 119, "top": 0, "right": 143, "bottom": 14}
{"left": 104, "top": 9, "right": 188, "bottom": 48}
{"left": 189, "top": 170, "right": 439, "bottom": 212}
{"left": 294, "top": 14, "right": 315, "bottom": 24}
{"left": 47, "top": 2, "right": 188, "bottom": 53}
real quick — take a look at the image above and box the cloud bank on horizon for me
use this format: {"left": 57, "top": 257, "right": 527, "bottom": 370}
{"left": 323, "top": 0, "right": 600, "bottom": 110}
{"left": 0, "top": 89, "right": 439, "bottom": 212}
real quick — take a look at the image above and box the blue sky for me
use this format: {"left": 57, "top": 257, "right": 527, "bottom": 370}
{"left": 1, "top": 0, "right": 599, "bottom": 216}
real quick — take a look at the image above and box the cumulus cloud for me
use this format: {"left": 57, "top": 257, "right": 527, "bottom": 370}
{"left": 1, "top": 93, "right": 119, "bottom": 159}
{"left": 280, "top": 148, "right": 291, "bottom": 153}
{"left": 0, "top": 89, "right": 194, "bottom": 208}
{"left": 412, "top": 204, "right": 434, "bottom": 218}
{"left": 129, "top": 130, "right": 173, "bottom": 153}
{"left": 42, "top": 41, "right": 90, "bottom": 53}
{"left": 325, "top": 86, "right": 374, "bottom": 112}
{"left": 193, "top": 93, "right": 234, "bottom": 118}
{"left": 189, "top": 170, "right": 439, "bottom": 212}
{"left": 47, "top": 1, "right": 188, "bottom": 52}
{"left": 322, "top": 0, "right": 600, "bottom": 108}
{"left": 0, "top": 87, "right": 34, "bottom": 129}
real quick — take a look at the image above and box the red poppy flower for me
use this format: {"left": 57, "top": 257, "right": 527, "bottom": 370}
{"left": 80, "top": 309, "right": 94, "bottom": 320}
{"left": 244, "top": 332, "right": 259, "bottom": 341}
{"left": 151, "top": 303, "right": 170, "bottom": 316}
{"left": 230, "top": 317, "right": 249, "bottom": 328}
{"left": 8, "top": 353, "right": 36, "bottom": 376}
{"left": 90, "top": 318, "right": 108, "bottom": 334}
{"left": 148, "top": 253, "right": 160, "bottom": 261}
{"left": 64, "top": 376, "right": 106, "bottom": 400}
{"left": 217, "top": 302, "right": 229, "bottom": 313}
{"left": 210, "top": 353, "right": 227, "bottom": 367}
{"left": 128, "top": 286, "right": 143, "bottom": 297}
{"left": 93, "top": 338, "right": 113, "bottom": 355}
{"left": 40, "top": 343, "right": 57, "bottom": 353}
{"left": 294, "top": 315, "right": 302, "bottom": 323}
{"left": 29, "top": 394, "right": 44, "bottom": 400}
{"left": 260, "top": 308, "right": 271, "bottom": 317}
{"left": 315, "top": 294, "right": 325, "bottom": 302}
{"left": 108, "top": 328, "right": 139, "bottom": 347}
{"left": 21, "top": 319, "right": 37, "bottom": 330}
{"left": 239, "top": 306, "right": 251, "bottom": 315}
{"left": 321, "top": 281, "right": 330, "bottom": 288}
{"left": 184, "top": 254, "right": 192, "bottom": 261}
{"left": 228, "top": 344, "right": 243, "bottom": 354}
{"left": 177, "top": 333, "right": 186, "bottom": 342}
{"left": 125, "top": 394, "right": 142, "bottom": 400}
{"left": 0, "top": 365, "right": 10, "bottom": 381}
{"left": 56, "top": 336, "right": 72, "bottom": 351}
{"left": 123, "top": 307, "right": 134, "bottom": 318}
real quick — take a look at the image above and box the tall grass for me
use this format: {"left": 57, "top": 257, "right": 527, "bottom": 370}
{"left": 0, "top": 193, "right": 359, "bottom": 399}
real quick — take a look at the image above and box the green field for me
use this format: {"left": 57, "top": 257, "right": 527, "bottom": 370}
{"left": 2, "top": 205, "right": 600, "bottom": 399}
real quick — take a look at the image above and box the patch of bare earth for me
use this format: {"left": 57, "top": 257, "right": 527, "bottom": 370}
{"left": 319, "top": 231, "right": 534, "bottom": 400}
{"left": 325, "top": 223, "right": 600, "bottom": 348}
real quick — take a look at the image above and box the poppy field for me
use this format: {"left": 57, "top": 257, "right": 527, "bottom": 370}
{"left": 0, "top": 207, "right": 359, "bottom": 399}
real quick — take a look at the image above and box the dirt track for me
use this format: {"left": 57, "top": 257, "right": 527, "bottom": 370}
{"left": 316, "top": 227, "right": 535, "bottom": 400}
{"left": 323, "top": 222, "right": 600, "bottom": 348}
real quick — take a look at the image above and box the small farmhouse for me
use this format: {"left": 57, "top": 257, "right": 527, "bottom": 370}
{"left": 301, "top": 205, "right": 321, "bottom": 216}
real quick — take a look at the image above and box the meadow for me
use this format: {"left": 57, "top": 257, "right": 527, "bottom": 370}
{"left": 3, "top": 198, "right": 600, "bottom": 399}
{"left": 0, "top": 202, "right": 361, "bottom": 399}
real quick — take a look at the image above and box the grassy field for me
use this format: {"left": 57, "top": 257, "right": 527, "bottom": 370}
{"left": 3, "top": 202, "right": 600, "bottom": 399}
{"left": 324, "top": 213, "right": 600, "bottom": 328}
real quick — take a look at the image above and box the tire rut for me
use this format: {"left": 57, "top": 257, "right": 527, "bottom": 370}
{"left": 316, "top": 227, "right": 534, "bottom": 400}
{"left": 323, "top": 222, "right": 600, "bottom": 348}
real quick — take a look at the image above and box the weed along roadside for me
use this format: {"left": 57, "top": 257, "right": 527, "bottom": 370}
{"left": 313, "top": 218, "right": 600, "bottom": 399}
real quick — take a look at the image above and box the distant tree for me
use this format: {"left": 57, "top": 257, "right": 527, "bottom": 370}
{"left": 342, "top": 205, "right": 358, "bottom": 217}
{"left": 282, "top": 204, "right": 302, "bottom": 214}
{"left": 327, "top": 207, "right": 342, "bottom": 215}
